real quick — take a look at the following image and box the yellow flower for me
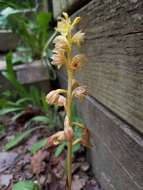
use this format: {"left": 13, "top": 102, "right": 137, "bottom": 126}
{"left": 56, "top": 12, "right": 72, "bottom": 36}
{"left": 70, "top": 54, "right": 86, "bottom": 70}
{"left": 71, "top": 17, "right": 81, "bottom": 28}
{"left": 72, "top": 31, "right": 85, "bottom": 46}
{"left": 56, "top": 12, "right": 81, "bottom": 36}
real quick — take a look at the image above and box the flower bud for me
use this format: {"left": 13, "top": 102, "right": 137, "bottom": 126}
{"left": 72, "top": 17, "right": 81, "bottom": 26}
{"left": 81, "top": 128, "right": 92, "bottom": 148}
{"left": 64, "top": 115, "right": 70, "bottom": 128}
{"left": 64, "top": 127, "right": 74, "bottom": 141}
{"left": 62, "top": 12, "right": 68, "bottom": 19}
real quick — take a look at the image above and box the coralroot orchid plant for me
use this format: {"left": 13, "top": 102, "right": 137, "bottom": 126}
{"left": 46, "top": 12, "right": 92, "bottom": 190}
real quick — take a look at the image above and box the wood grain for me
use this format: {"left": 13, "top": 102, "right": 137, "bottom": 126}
{"left": 58, "top": 71, "right": 143, "bottom": 190}
{"left": 79, "top": 96, "right": 143, "bottom": 190}
{"left": 70, "top": 0, "right": 143, "bottom": 132}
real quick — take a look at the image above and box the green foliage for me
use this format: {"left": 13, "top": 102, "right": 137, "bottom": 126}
{"left": 0, "top": 4, "right": 53, "bottom": 61}
{"left": 0, "top": 107, "right": 23, "bottom": 116}
{"left": 0, "top": 124, "right": 5, "bottom": 135}
{"left": 0, "top": 1, "right": 35, "bottom": 10}
{"left": 5, "top": 126, "right": 46, "bottom": 150}
{"left": 54, "top": 141, "right": 67, "bottom": 157}
{"left": 12, "top": 181, "right": 40, "bottom": 190}
{"left": 2, "top": 52, "right": 28, "bottom": 97}
{"left": 7, "top": 10, "right": 52, "bottom": 59}
{"left": 26, "top": 116, "right": 50, "bottom": 126}
{"left": 31, "top": 138, "right": 47, "bottom": 155}
{"left": 53, "top": 104, "right": 83, "bottom": 158}
{"left": 1, "top": 52, "right": 50, "bottom": 113}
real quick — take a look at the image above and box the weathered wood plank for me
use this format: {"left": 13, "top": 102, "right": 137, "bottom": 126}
{"left": 0, "top": 61, "right": 51, "bottom": 92}
{"left": 70, "top": 0, "right": 143, "bottom": 132}
{"left": 58, "top": 72, "right": 143, "bottom": 190}
{"left": 79, "top": 96, "right": 143, "bottom": 190}
{"left": 0, "top": 30, "right": 19, "bottom": 52}
{"left": 0, "top": 61, "right": 50, "bottom": 84}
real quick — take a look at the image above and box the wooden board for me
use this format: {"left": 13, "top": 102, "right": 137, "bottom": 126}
{"left": 58, "top": 72, "right": 143, "bottom": 190}
{"left": 0, "top": 61, "right": 51, "bottom": 92}
{"left": 0, "top": 30, "right": 19, "bottom": 52}
{"left": 69, "top": 0, "right": 143, "bottom": 132}
{"left": 79, "top": 96, "right": 143, "bottom": 190}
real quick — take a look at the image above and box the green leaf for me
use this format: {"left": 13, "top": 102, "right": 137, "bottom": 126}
{"left": 36, "top": 12, "right": 52, "bottom": 29}
{"left": 29, "top": 86, "right": 41, "bottom": 107}
{"left": 29, "top": 116, "right": 50, "bottom": 124}
{"left": 12, "top": 180, "right": 40, "bottom": 190}
{"left": 31, "top": 138, "right": 47, "bottom": 155}
{"left": 15, "top": 97, "right": 32, "bottom": 106}
{"left": 2, "top": 52, "right": 28, "bottom": 98}
{"left": 72, "top": 143, "right": 81, "bottom": 155}
{"left": 25, "top": 115, "right": 50, "bottom": 128}
{"left": 0, "top": 124, "right": 6, "bottom": 135}
{"left": 5, "top": 126, "right": 45, "bottom": 150}
{"left": 54, "top": 142, "right": 67, "bottom": 157}
{"left": 0, "top": 107, "right": 23, "bottom": 115}
{"left": 11, "top": 111, "right": 26, "bottom": 122}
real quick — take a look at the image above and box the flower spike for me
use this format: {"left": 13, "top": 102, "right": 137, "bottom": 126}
{"left": 46, "top": 12, "right": 91, "bottom": 190}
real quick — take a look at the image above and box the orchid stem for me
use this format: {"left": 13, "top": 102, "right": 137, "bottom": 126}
{"left": 67, "top": 68, "right": 73, "bottom": 190}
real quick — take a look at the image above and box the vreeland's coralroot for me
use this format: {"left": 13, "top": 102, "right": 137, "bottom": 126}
{"left": 46, "top": 12, "right": 91, "bottom": 190}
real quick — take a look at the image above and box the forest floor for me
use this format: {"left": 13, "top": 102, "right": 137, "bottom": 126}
{"left": 0, "top": 113, "right": 101, "bottom": 190}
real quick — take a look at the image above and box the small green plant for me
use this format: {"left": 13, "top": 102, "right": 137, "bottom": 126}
{"left": 0, "top": 0, "right": 35, "bottom": 10}
{"left": 12, "top": 180, "right": 40, "bottom": 190}
{"left": 1, "top": 8, "right": 53, "bottom": 59}
{"left": 45, "top": 12, "right": 92, "bottom": 190}
{"left": 1, "top": 52, "right": 64, "bottom": 151}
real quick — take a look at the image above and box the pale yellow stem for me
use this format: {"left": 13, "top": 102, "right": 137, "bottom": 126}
{"left": 66, "top": 69, "right": 73, "bottom": 190}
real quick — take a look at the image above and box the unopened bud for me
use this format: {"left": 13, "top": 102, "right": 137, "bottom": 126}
{"left": 64, "top": 115, "right": 70, "bottom": 128}
{"left": 64, "top": 127, "right": 74, "bottom": 141}
{"left": 81, "top": 128, "right": 92, "bottom": 148}
{"left": 62, "top": 12, "right": 68, "bottom": 19}
{"left": 72, "top": 17, "right": 81, "bottom": 26}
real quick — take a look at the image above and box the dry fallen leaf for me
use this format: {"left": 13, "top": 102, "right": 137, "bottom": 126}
{"left": 72, "top": 175, "right": 87, "bottom": 190}
{"left": 31, "top": 150, "right": 49, "bottom": 174}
